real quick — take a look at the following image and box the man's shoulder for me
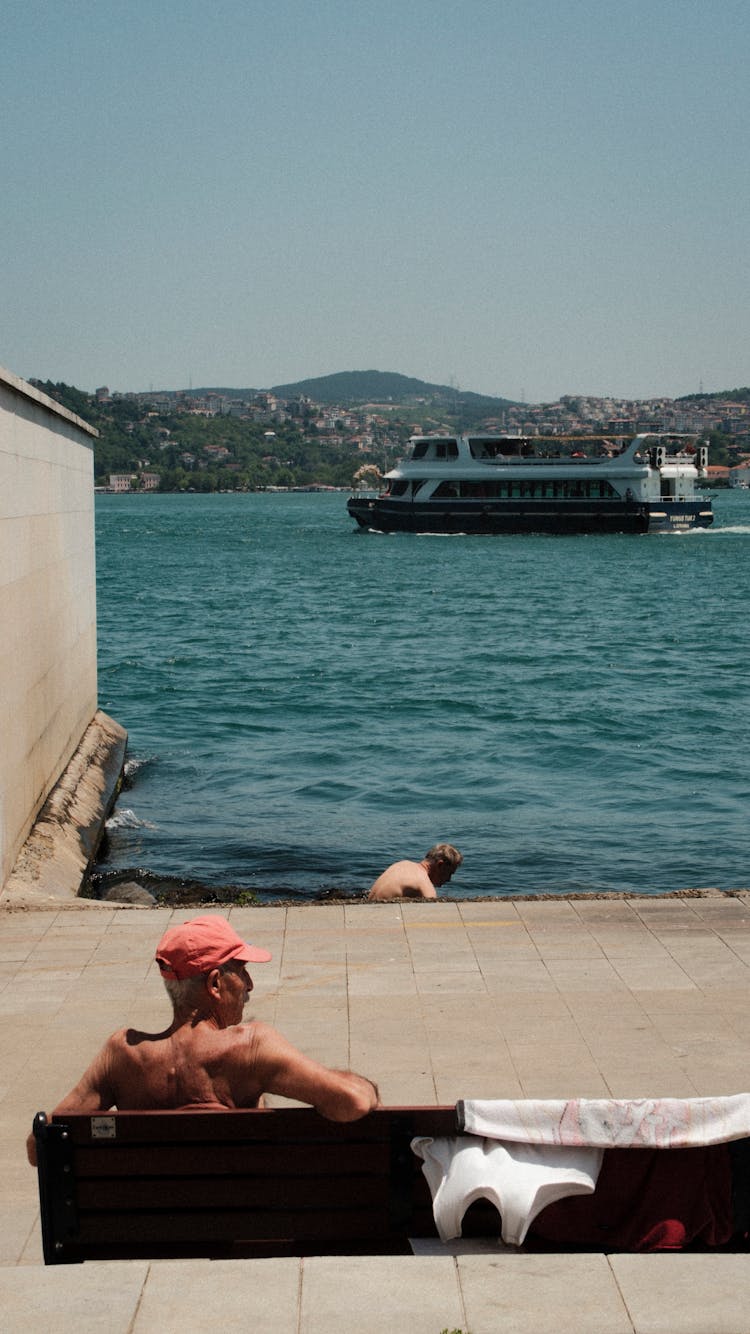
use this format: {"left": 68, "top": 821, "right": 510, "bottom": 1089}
{"left": 382, "top": 859, "right": 423, "bottom": 878}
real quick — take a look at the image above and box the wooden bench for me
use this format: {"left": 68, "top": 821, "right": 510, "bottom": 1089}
{"left": 32, "top": 1105, "right": 467, "bottom": 1264}
{"left": 33, "top": 1106, "right": 748, "bottom": 1263}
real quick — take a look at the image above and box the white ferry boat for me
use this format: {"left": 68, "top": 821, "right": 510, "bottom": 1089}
{"left": 347, "top": 433, "right": 713, "bottom": 535}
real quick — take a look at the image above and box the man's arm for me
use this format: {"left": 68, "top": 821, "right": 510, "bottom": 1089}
{"left": 52, "top": 1040, "right": 120, "bottom": 1116}
{"left": 26, "top": 1039, "right": 119, "bottom": 1166}
{"left": 248, "top": 1023, "right": 379, "bottom": 1121}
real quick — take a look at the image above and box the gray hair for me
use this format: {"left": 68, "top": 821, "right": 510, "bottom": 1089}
{"left": 425, "top": 843, "right": 463, "bottom": 871}
{"left": 161, "top": 960, "right": 239, "bottom": 1013}
{"left": 161, "top": 972, "right": 208, "bottom": 1012}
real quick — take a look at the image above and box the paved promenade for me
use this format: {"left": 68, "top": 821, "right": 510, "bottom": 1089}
{"left": 1, "top": 893, "right": 749, "bottom": 1332}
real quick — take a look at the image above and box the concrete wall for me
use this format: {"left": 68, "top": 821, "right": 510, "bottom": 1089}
{"left": 0, "top": 366, "right": 99, "bottom": 890}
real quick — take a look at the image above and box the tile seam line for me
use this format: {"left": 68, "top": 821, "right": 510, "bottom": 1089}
{"left": 296, "top": 1256, "right": 304, "bottom": 1334}
{"left": 126, "top": 1260, "right": 151, "bottom": 1333}
{"left": 400, "top": 913, "right": 439, "bottom": 1098}
{"left": 606, "top": 1255, "right": 637, "bottom": 1333}
{"left": 454, "top": 1253, "right": 471, "bottom": 1331}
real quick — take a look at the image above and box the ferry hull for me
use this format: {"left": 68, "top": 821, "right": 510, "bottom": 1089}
{"left": 347, "top": 497, "right": 713, "bottom": 536}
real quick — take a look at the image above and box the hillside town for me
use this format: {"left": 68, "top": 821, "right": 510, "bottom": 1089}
{"left": 36, "top": 379, "right": 750, "bottom": 492}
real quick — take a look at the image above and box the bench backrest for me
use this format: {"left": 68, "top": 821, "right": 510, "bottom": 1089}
{"left": 33, "top": 1106, "right": 460, "bottom": 1263}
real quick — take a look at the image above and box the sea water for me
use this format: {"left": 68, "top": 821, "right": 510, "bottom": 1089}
{"left": 94, "top": 489, "right": 750, "bottom": 901}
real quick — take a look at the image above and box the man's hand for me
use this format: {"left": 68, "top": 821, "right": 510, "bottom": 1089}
{"left": 26, "top": 1128, "right": 38, "bottom": 1168}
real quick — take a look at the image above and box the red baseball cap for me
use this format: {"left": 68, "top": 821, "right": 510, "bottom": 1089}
{"left": 155, "top": 914, "right": 272, "bottom": 980}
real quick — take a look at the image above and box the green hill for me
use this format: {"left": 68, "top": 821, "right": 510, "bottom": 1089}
{"left": 269, "top": 369, "right": 517, "bottom": 408}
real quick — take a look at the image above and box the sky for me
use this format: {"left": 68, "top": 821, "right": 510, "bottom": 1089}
{"left": 2, "top": 0, "right": 749, "bottom": 403}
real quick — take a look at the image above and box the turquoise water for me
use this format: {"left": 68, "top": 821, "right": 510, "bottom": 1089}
{"left": 94, "top": 490, "right": 750, "bottom": 901}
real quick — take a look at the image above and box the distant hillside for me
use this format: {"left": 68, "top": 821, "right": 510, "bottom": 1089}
{"left": 269, "top": 369, "right": 517, "bottom": 409}
{"left": 675, "top": 387, "right": 750, "bottom": 405}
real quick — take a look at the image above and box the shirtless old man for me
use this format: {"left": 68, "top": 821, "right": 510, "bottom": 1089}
{"left": 367, "top": 843, "right": 463, "bottom": 901}
{"left": 27, "top": 914, "right": 378, "bottom": 1164}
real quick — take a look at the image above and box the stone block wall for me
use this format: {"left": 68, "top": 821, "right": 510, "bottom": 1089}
{"left": 0, "top": 367, "right": 99, "bottom": 890}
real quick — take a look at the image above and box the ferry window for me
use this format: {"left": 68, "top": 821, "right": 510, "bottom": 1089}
{"left": 411, "top": 442, "right": 428, "bottom": 459}
{"left": 434, "top": 481, "right": 459, "bottom": 497}
{"left": 432, "top": 439, "right": 458, "bottom": 460}
{"left": 390, "top": 480, "right": 409, "bottom": 497}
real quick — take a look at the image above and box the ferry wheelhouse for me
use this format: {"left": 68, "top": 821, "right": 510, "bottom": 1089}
{"left": 347, "top": 433, "right": 713, "bottom": 535}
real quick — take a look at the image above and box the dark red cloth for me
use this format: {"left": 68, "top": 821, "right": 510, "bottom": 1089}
{"left": 529, "top": 1145, "right": 734, "bottom": 1251}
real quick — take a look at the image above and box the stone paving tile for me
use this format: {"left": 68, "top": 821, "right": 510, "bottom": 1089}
{"left": 609, "top": 1254, "right": 750, "bottom": 1334}
{"left": 18, "top": 1216, "right": 42, "bottom": 1265}
{"left": 300, "top": 1255, "right": 466, "bottom": 1334}
{"left": 347, "top": 964, "right": 419, "bottom": 995}
{"left": 517, "top": 1070, "right": 612, "bottom": 1098}
{"left": 435, "top": 1071, "right": 525, "bottom": 1102}
{"left": 600, "top": 1072, "right": 701, "bottom": 1099}
{"left": 284, "top": 905, "right": 346, "bottom": 931}
{"left": 229, "top": 905, "right": 288, "bottom": 933}
{"left": 482, "top": 962, "right": 561, "bottom": 993}
{"left": 376, "top": 1072, "right": 439, "bottom": 1103}
{"left": 545, "top": 959, "right": 629, "bottom": 989}
{"left": 350, "top": 1042, "right": 431, "bottom": 1074}
{"left": 345, "top": 927, "right": 413, "bottom": 958}
{"left": 458, "top": 1252, "right": 633, "bottom": 1334}
{"left": 612, "top": 961, "right": 697, "bottom": 991}
{"left": 473, "top": 948, "right": 544, "bottom": 971}
{"left": 416, "top": 972, "right": 490, "bottom": 995}
{"left": 669, "top": 1066, "right": 750, "bottom": 1097}
{"left": 344, "top": 901, "right": 403, "bottom": 924}
{"left": 0, "top": 1203, "right": 37, "bottom": 1267}
{"left": 458, "top": 901, "right": 525, "bottom": 919}
{"left": 0, "top": 1261, "right": 149, "bottom": 1332}
{"left": 135, "top": 1257, "right": 301, "bottom": 1332}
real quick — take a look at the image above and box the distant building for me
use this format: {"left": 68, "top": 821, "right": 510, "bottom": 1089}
{"left": 109, "top": 473, "right": 135, "bottom": 492}
{"left": 108, "top": 471, "right": 159, "bottom": 491}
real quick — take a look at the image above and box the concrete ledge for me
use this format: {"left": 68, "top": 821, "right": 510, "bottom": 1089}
{"left": 0, "top": 710, "right": 127, "bottom": 909}
{"left": 0, "top": 363, "right": 97, "bottom": 439}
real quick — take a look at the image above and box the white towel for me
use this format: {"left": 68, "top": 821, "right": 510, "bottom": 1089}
{"left": 458, "top": 1094, "right": 750, "bottom": 1148}
{"left": 412, "top": 1134, "right": 603, "bottom": 1247}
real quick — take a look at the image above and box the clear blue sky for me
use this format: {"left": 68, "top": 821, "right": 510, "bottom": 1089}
{"left": 2, "top": 0, "right": 748, "bottom": 402}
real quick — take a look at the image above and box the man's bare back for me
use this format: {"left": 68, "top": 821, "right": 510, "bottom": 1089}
{"left": 367, "top": 844, "right": 463, "bottom": 901}
{"left": 54, "top": 1014, "right": 370, "bottom": 1118}
{"left": 367, "top": 859, "right": 438, "bottom": 901}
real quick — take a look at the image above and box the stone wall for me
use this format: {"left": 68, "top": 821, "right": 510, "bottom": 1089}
{"left": 0, "top": 367, "right": 99, "bottom": 890}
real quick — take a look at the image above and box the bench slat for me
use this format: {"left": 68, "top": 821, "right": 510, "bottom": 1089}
{"left": 72, "top": 1205, "right": 406, "bottom": 1244}
{"left": 72, "top": 1140, "right": 390, "bottom": 1178}
{"left": 50, "top": 1105, "right": 457, "bottom": 1144}
{"left": 76, "top": 1172, "right": 393, "bottom": 1211}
